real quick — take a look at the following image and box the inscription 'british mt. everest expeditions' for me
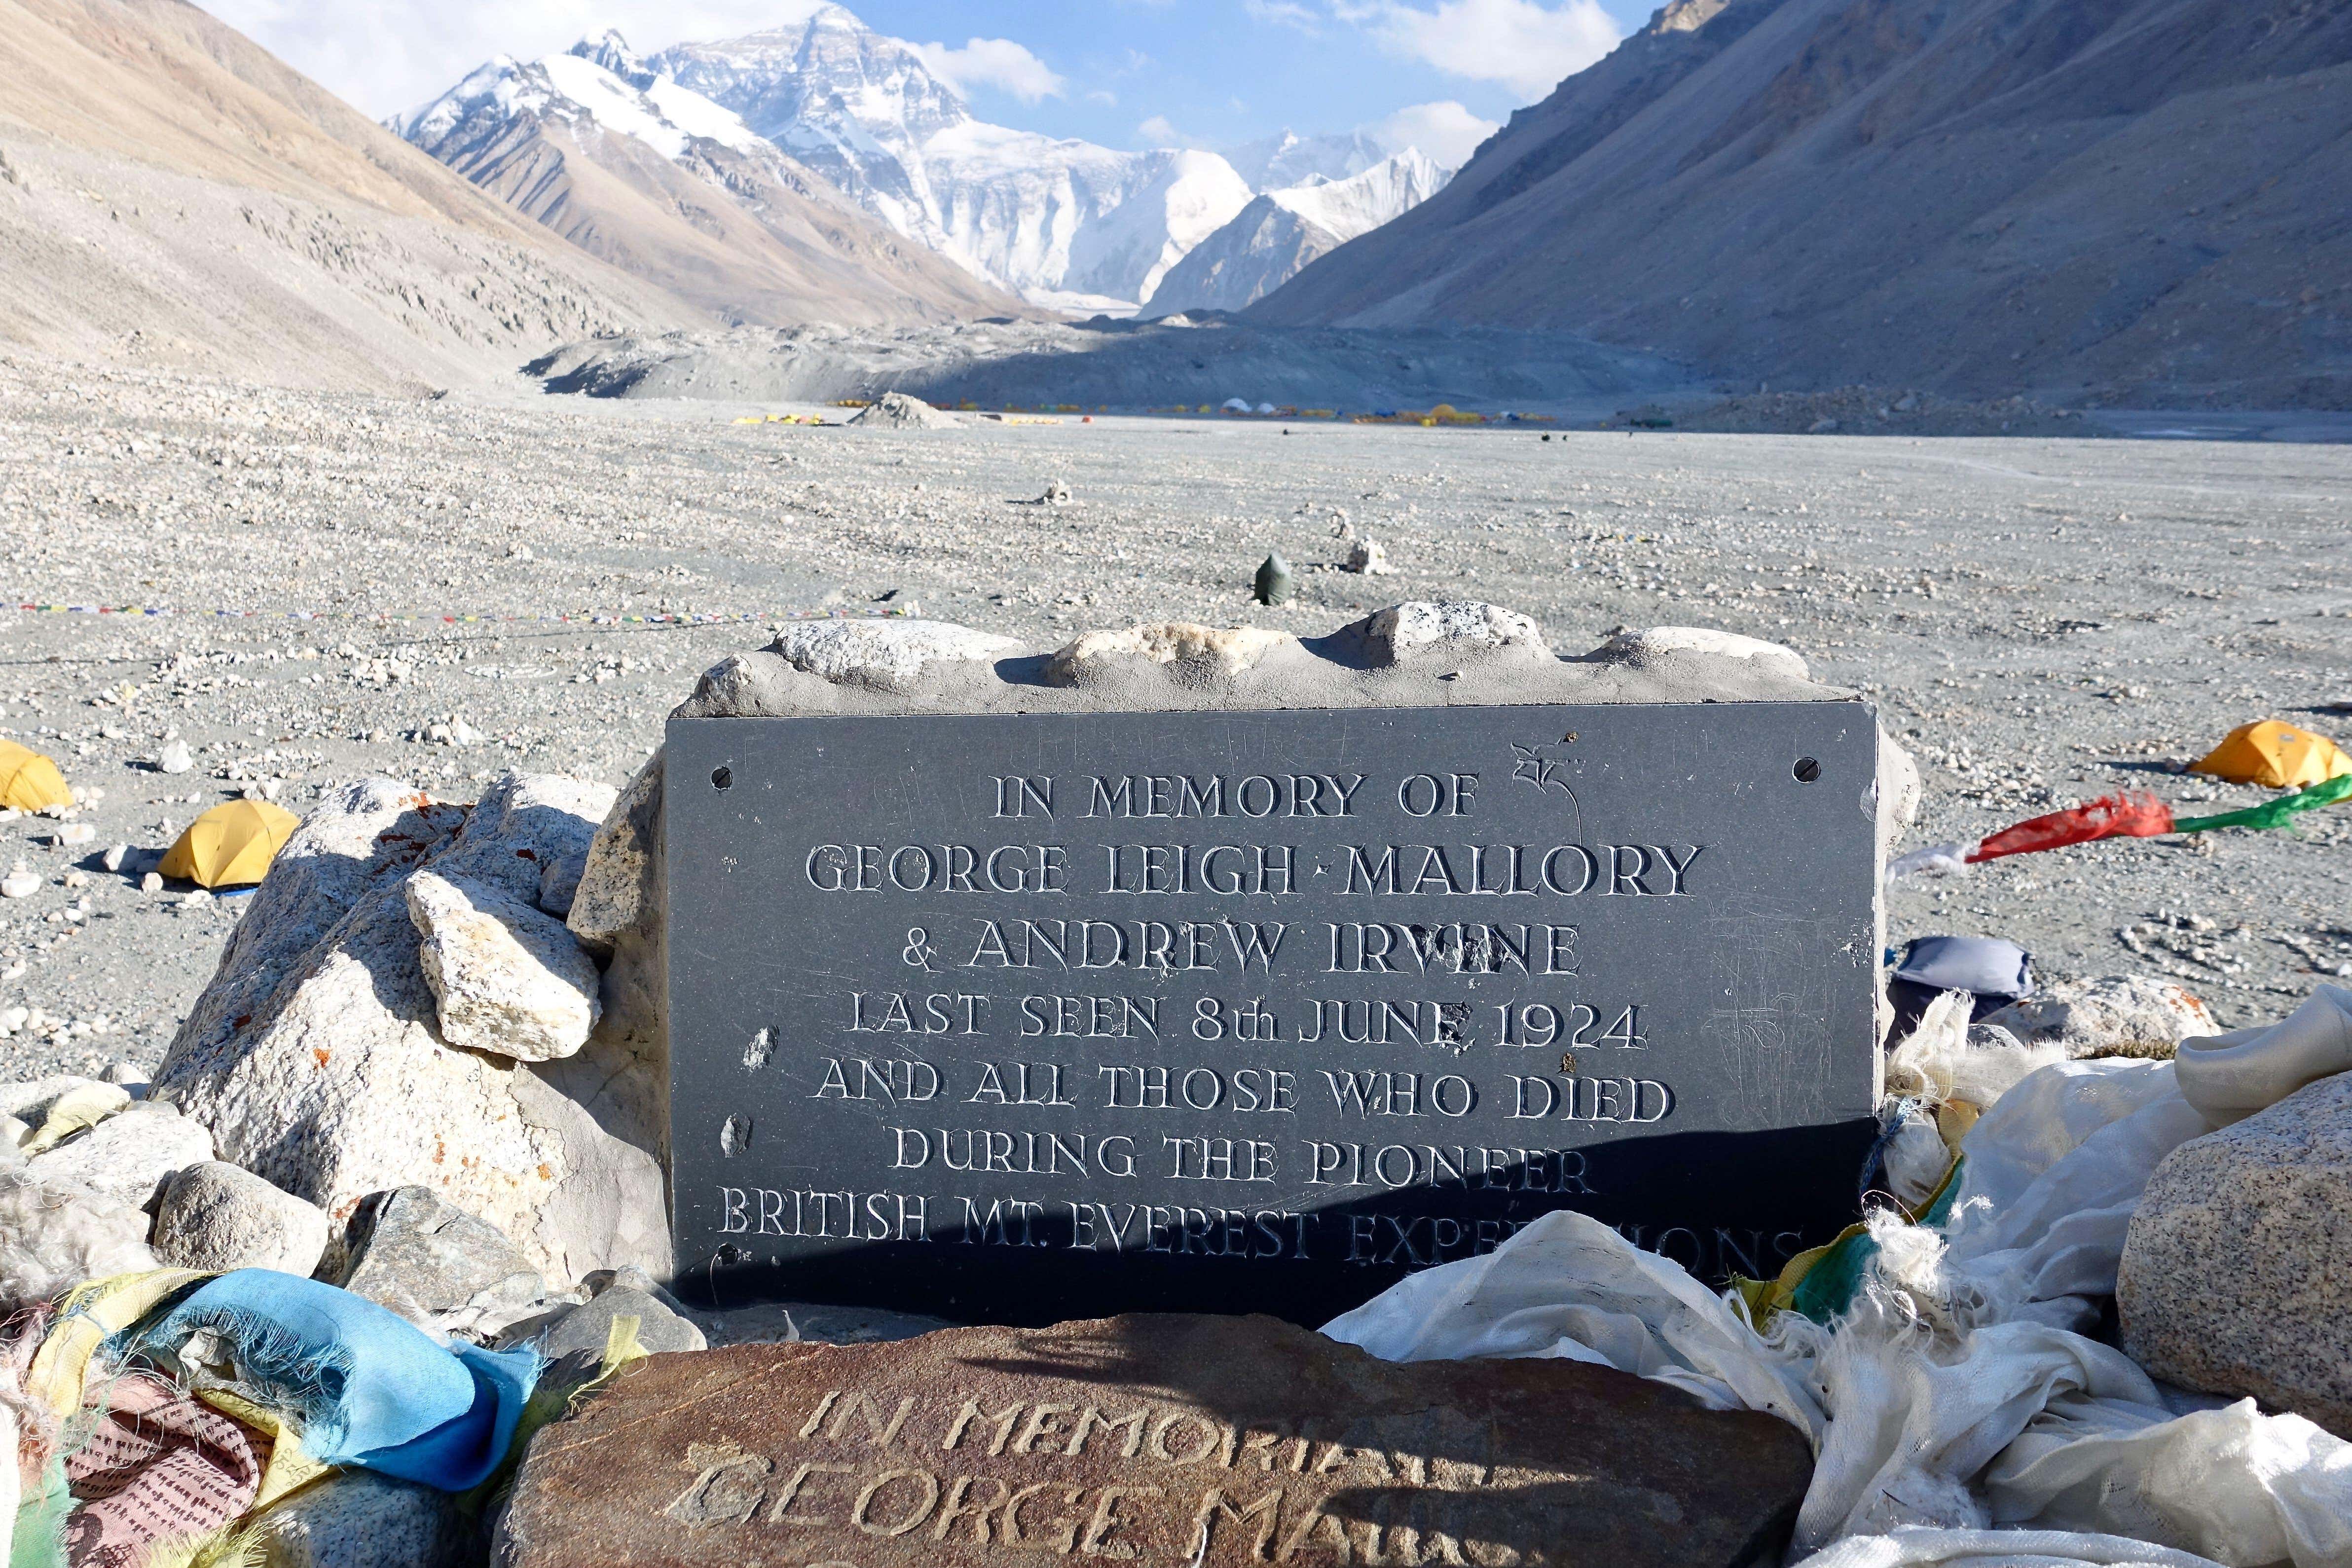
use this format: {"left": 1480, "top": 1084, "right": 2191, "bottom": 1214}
{"left": 665, "top": 704, "right": 1878, "bottom": 1322}
{"left": 495, "top": 1316, "right": 1817, "bottom": 1568}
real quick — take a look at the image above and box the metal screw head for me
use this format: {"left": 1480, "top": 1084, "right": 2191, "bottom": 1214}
{"left": 1793, "top": 756, "right": 1822, "bottom": 783}
{"left": 711, "top": 766, "right": 733, "bottom": 790}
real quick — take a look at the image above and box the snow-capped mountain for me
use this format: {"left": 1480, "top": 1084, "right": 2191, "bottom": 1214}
{"left": 397, "top": 5, "right": 1454, "bottom": 315}
{"left": 391, "top": 42, "right": 1018, "bottom": 326}
{"left": 1150, "top": 150, "right": 1450, "bottom": 316}
{"left": 1225, "top": 130, "right": 1390, "bottom": 192}
{"left": 648, "top": 7, "right": 1250, "bottom": 307}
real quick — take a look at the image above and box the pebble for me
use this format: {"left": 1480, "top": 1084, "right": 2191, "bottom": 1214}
{"left": 1, "top": 863, "right": 38, "bottom": 899}
{"left": 157, "top": 739, "right": 194, "bottom": 774}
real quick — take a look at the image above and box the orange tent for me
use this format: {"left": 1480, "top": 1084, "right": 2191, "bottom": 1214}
{"left": 159, "top": 800, "right": 300, "bottom": 887}
{"left": 2193, "top": 721, "right": 2352, "bottom": 789}
{"left": 0, "top": 741, "right": 71, "bottom": 812}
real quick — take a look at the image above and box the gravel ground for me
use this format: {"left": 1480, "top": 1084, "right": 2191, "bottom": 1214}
{"left": 2, "top": 356, "right": 2347, "bottom": 1079}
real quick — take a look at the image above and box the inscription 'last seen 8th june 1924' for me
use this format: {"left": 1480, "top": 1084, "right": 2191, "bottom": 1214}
{"left": 664, "top": 705, "right": 1878, "bottom": 1321}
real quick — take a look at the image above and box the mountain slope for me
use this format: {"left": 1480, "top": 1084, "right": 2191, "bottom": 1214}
{"left": 649, "top": 7, "right": 1252, "bottom": 307}
{"left": 1254, "top": 0, "right": 2352, "bottom": 407}
{"left": 0, "top": 0, "right": 692, "bottom": 389}
{"left": 1153, "top": 151, "right": 1449, "bottom": 315}
{"left": 394, "top": 44, "right": 1023, "bottom": 327}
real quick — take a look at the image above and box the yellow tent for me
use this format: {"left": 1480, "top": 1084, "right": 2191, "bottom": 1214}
{"left": 2193, "top": 720, "right": 2352, "bottom": 789}
{"left": 0, "top": 741, "right": 72, "bottom": 812}
{"left": 159, "top": 800, "right": 300, "bottom": 887}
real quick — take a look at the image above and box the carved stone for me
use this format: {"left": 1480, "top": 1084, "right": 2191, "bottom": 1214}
{"left": 495, "top": 1313, "right": 1811, "bottom": 1568}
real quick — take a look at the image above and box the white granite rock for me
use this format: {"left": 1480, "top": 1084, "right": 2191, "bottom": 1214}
{"left": 151, "top": 1160, "right": 331, "bottom": 1276}
{"left": 242, "top": 1472, "right": 476, "bottom": 1568}
{"left": 556, "top": 755, "right": 668, "bottom": 1171}
{"left": 406, "top": 872, "right": 600, "bottom": 1061}
{"left": 2119, "top": 1070, "right": 2352, "bottom": 1439}
{"left": 152, "top": 774, "right": 668, "bottom": 1289}
{"left": 1594, "top": 625, "right": 1812, "bottom": 681}
{"left": 1982, "top": 975, "right": 2220, "bottom": 1061}
{"left": 1048, "top": 622, "right": 1296, "bottom": 684}
{"left": 25, "top": 1100, "right": 212, "bottom": 1210}
{"left": 1358, "top": 601, "right": 1545, "bottom": 664}
{"left": 771, "top": 619, "right": 1019, "bottom": 690}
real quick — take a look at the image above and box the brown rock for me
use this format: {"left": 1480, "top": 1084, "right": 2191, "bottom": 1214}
{"left": 497, "top": 1314, "right": 1809, "bottom": 1568}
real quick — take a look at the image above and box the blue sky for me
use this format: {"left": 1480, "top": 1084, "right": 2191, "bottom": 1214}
{"left": 200, "top": 0, "right": 1653, "bottom": 163}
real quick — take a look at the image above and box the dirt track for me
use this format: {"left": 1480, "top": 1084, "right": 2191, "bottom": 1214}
{"left": 1, "top": 355, "right": 2347, "bottom": 1077}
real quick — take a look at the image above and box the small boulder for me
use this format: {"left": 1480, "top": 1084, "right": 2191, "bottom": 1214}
{"left": 1591, "top": 625, "right": 1811, "bottom": 682}
{"left": 151, "top": 1161, "right": 331, "bottom": 1276}
{"left": 845, "top": 393, "right": 957, "bottom": 429}
{"left": 1048, "top": 622, "right": 1296, "bottom": 685}
{"left": 1351, "top": 601, "right": 1545, "bottom": 665}
{"left": 25, "top": 1100, "right": 212, "bottom": 1210}
{"left": 2119, "top": 1071, "right": 2352, "bottom": 1438}
{"left": 240, "top": 1471, "right": 476, "bottom": 1568}
{"left": 406, "top": 871, "right": 600, "bottom": 1061}
{"left": 770, "top": 619, "right": 1020, "bottom": 691}
{"left": 337, "top": 1185, "right": 545, "bottom": 1333}
{"left": 507, "top": 1265, "right": 706, "bottom": 1358}
{"left": 1982, "top": 975, "right": 2218, "bottom": 1060}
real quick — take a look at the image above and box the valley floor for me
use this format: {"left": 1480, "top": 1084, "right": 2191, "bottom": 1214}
{"left": 0, "top": 353, "right": 2347, "bottom": 1074}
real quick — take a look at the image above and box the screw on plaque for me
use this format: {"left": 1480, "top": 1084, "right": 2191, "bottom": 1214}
{"left": 1254, "top": 552, "right": 1294, "bottom": 606}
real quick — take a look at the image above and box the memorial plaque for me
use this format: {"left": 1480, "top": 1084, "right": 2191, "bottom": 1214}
{"left": 497, "top": 1315, "right": 1816, "bottom": 1568}
{"left": 666, "top": 704, "right": 1878, "bottom": 1323}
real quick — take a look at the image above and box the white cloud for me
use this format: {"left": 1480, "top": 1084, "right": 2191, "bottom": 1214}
{"left": 1086, "top": 88, "right": 1119, "bottom": 106}
{"left": 908, "top": 37, "right": 1066, "bottom": 103}
{"left": 1336, "top": 0, "right": 1620, "bottom": 99}
{"left": 196, "top": 0, "right": 831, "bottom": 116}
{"left": 1244, "top": 0, "right": 1322, "bottom": 29}
{"left": 1363, "top": 100, "right": 1499, "bottom": 167}
{"left": 1137, "top": 114, "right": 1185, "bottom": 147}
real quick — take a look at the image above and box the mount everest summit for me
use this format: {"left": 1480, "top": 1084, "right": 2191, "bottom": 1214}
{"left": 393, "top": 5, "right": 1452, "bottom": 319}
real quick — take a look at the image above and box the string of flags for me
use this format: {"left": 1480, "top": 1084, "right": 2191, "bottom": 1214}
{"left": 1, "top": 602, "right": 916, "bottom": 629}
{"left": 1892, "top": 719, "right": 2352, "bottom": 880}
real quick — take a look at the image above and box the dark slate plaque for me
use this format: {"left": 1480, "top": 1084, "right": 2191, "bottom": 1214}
{"left": 665, "top": 704, "right": 1879, "bottom": 1325}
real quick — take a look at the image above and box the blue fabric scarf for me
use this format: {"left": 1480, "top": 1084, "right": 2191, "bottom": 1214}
{"left": 120, "top": 1270, "right": 541, "bottom": 1492}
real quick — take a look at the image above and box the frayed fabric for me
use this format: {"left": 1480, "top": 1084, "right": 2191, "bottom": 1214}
{"left": 120, "top": 1272, "right": 538, "bottom": 1493}
{"left": 61, "top": 1372, "right": 266, "bottom": 1568}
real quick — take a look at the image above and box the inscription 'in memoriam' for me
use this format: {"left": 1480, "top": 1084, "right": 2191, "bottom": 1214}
{"left": 497, "top": 1317, "right": 1818, "bottom": 1568}
{"left": 666, "top": 705, "right": 1878, "bottom": 1323}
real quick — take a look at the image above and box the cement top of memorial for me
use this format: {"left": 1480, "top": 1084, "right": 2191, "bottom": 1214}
{"left": 672, "top": 603, "right": 1856, "bottom": 720}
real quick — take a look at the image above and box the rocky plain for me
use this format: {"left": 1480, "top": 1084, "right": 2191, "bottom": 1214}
{"left": 1, "top": 356, "right": 2348, "bottom": 1077}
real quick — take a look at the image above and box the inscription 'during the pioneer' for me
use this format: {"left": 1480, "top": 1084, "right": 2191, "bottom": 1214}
{"left": 664, "top": 707, "right": 1878, "bottom": 1319}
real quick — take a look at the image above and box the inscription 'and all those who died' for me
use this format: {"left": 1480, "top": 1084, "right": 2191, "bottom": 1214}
{"left": 720, "top": 766, "right": 1766, "bottom": 1276}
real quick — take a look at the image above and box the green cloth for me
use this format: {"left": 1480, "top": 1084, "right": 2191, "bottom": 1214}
{"left": 2174, "top": 770, "right": 2352, "bottom": 834}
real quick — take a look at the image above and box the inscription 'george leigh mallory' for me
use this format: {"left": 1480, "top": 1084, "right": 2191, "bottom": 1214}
{"left": 666, "top": 704, "right": 1879, "bottom": 1323}
{"left": 495, "top": 1315, "right": 1816, "bottom": 1568}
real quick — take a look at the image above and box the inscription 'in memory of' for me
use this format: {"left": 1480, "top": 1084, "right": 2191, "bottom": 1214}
{"left": 664, "top": 708, "right": 1880, "bottom": 1318}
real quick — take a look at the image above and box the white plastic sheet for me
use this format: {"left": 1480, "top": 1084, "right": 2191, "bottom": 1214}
{"left": 1320, "top": 1206, "right": 1825, "bottom": 1441}
{"left": 2173, "top": 985, "right": 2352, "bottom": 1126}
{"left": 1323, "top": 1052, "right": 2352, "bottom": 1568}
{"left": 1801, "top": 1527, "right": 2223, "bottom": 1568}
{"left": 1938, "top": 1061, "right": 2212, "bottom": 1319}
